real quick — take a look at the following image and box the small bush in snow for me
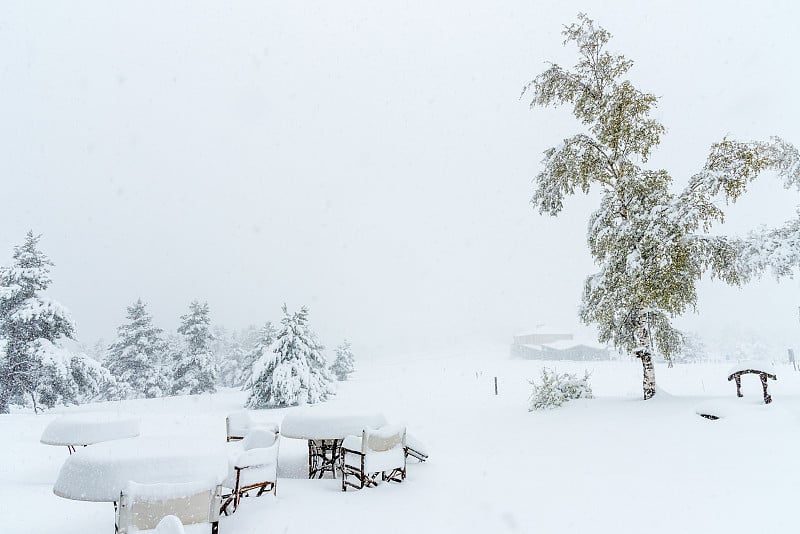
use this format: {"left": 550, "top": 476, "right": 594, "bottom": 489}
{"left": 330, "top": 340, "right": 355, "bottom": 381}
{"left": 528, "top": 368, "right": 593, "bottom": 411}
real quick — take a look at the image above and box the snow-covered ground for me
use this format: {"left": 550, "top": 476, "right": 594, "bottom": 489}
{"left": 3, "top": 347, "right": 800, "bottom": 534}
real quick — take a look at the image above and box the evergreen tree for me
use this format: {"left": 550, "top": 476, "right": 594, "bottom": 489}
{"left": 523, "top": 14, "right": 800, "bottom": 399}
{"left": 239, "top": 322, "right": 276, "bottom": 387}
{"left": 330, "top": 339, "right": 355, "bottom": 381}
{"left": 33, "top": 339, "right": 113, "bottom": 408}
{"left": 210, "top": 326, "right": 240, "bottom": 388}
{"left": 217, "top": 342, "right": 244, "bottom": 388}
{"left": 172, "top": 300, "right": 217, "bottom": 395}
{"left": 246, "top": 305, "right": 332, "bottom": 408}
{"left": 104, "top": 299, "right": 169, "bottom": 399}
{"left": 0, "top": 232, "right": 78, "bottom": 413}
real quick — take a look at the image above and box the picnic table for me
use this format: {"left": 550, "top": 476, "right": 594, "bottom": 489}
{"left": 281, "top": 412, "right": 387, "bottom": 479}
{"left": 53, "top": 437, "right": 228, "bottom": 503}
{"left": 40, "top": 412, "right": 141, "bottom": 454}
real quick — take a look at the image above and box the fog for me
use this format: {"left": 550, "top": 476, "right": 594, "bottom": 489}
{"left": 1, "top": 0, "right": 798, "bottom": 357}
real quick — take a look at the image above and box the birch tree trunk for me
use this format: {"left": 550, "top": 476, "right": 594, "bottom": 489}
{"left": 635, "top": 350, "right": 656, "bottom": 400}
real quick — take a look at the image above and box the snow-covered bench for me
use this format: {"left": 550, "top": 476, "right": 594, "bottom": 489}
{"left": 116, "top": 481, "right": 221, "bottom": 534}
{"left": 220, "top": 428, "right": 280, "bottom": 515}
{"left": 341, "top": 425, "right": 407, "bottom": 491}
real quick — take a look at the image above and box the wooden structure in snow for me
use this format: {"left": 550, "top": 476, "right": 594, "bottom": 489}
{"left": 728, "top": 366, "right": 777, "bottom": 404}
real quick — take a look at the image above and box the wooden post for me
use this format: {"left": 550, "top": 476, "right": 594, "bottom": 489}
{"left": 494, "top": 376, "right": 498, "bottom": 395}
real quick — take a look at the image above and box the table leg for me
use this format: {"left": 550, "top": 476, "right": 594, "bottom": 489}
{"left": 307, "top": 439, "right": 344, "bottom": 479}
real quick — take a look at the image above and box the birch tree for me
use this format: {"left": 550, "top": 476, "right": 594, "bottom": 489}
{"left": 524, "top": 14, "right": 800, "bottom": 399}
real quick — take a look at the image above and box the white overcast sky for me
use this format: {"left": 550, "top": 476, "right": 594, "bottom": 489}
{"left": 1, "top": 0, "right": 798, "bottom": 357}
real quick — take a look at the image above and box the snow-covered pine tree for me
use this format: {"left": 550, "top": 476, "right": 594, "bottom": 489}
{"left": 246, "top": 305, "right": 332, "bottom": 408}
{"left": 305, "top": 324, "right": 334, "bottom": 404}
{"left": 523, "top": 14, "right": 800, "bottom": 399}
{"left": 104, "top": 299, "right": 170, "bottom": 399}
{"left": 330, "top": 339, "right": 355, "bottom": 381}
{"left": 0, "top": 232, "right": 82, "bottom": 413}
{"left": 239, "top": 322, "right": 276, "bottom": 388}
{"left": 217, "top": 342, "right": 244, "bottom": 388}
{"left": 172, "top": 300, "right": 217, "bottom": 395}
{"left": 33, "top": 339, "right": 114, "bottom": 408}
{"left": 210, "top": 326, "right": 243, "bottom": 388}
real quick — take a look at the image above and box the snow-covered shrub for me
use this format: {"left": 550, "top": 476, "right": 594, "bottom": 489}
{"left": 528, "top": 368, "right": 593, "bottom": 411}
{"left": 34, "top": 339, "right": 113, "bottom": 408}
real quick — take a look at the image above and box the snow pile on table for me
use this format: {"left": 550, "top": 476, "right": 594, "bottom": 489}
{"left": 53, "top": 437, "right": 228, "bottom": 502}
{"left": 281, "top": 411, "right": 387, "bottom": 439}
{"left": 40, "top": 412, "right": 140, "bottom": 446}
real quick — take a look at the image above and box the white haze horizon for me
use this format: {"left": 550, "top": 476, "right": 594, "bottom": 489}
{"left": 1, "top": 0, "right": 798, "bottom": 359}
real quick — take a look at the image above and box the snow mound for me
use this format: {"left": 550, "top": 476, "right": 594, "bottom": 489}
{"left": 40, "top": 412, "right": 140, "bottom": 446}
{"left": 155, "top": 515, "right": 185, "bottom": 534}
{"left": 281, "top": 411, "right": 387, "bottom": 440}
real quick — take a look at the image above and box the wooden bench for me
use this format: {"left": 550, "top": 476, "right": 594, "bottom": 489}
{"left": 728, "top": 368, "right": 777, "bottom": 404}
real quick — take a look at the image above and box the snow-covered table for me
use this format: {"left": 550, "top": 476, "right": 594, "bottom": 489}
{"left": 281, "top": 412, "right": 387, "bottom": 479}
{"left": 53, "top": 437, "right": 229, "bottom": 503}
{"left": 40, "top": 412, "right": 141, "bottom": 454}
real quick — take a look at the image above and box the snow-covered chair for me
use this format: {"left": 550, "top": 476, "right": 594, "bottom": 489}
{"left": 341, "top": 425, "right": 407, "bottom": 491}
{"left": 226, "top": 410, "right": 253, "bottom": 442}
{"left": 116, "top": 481, "right": 221, "bottom": 534}
{"left": 220, "top": 428, "right": 280, "bottom": 515}
{"left": 405, "top": 433, "right": 429, "bottom": 462}
{"left": 226, "top": 410, "right": 279, "bottom": 442}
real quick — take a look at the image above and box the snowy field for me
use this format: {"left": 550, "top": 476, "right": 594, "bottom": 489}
{"left": 3, "top": 348, "right": 800, "bottom": 534}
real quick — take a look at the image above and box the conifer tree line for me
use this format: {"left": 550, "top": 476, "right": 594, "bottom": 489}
{"left": 0, "top": 232, "right": 358, "bottom": 413}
